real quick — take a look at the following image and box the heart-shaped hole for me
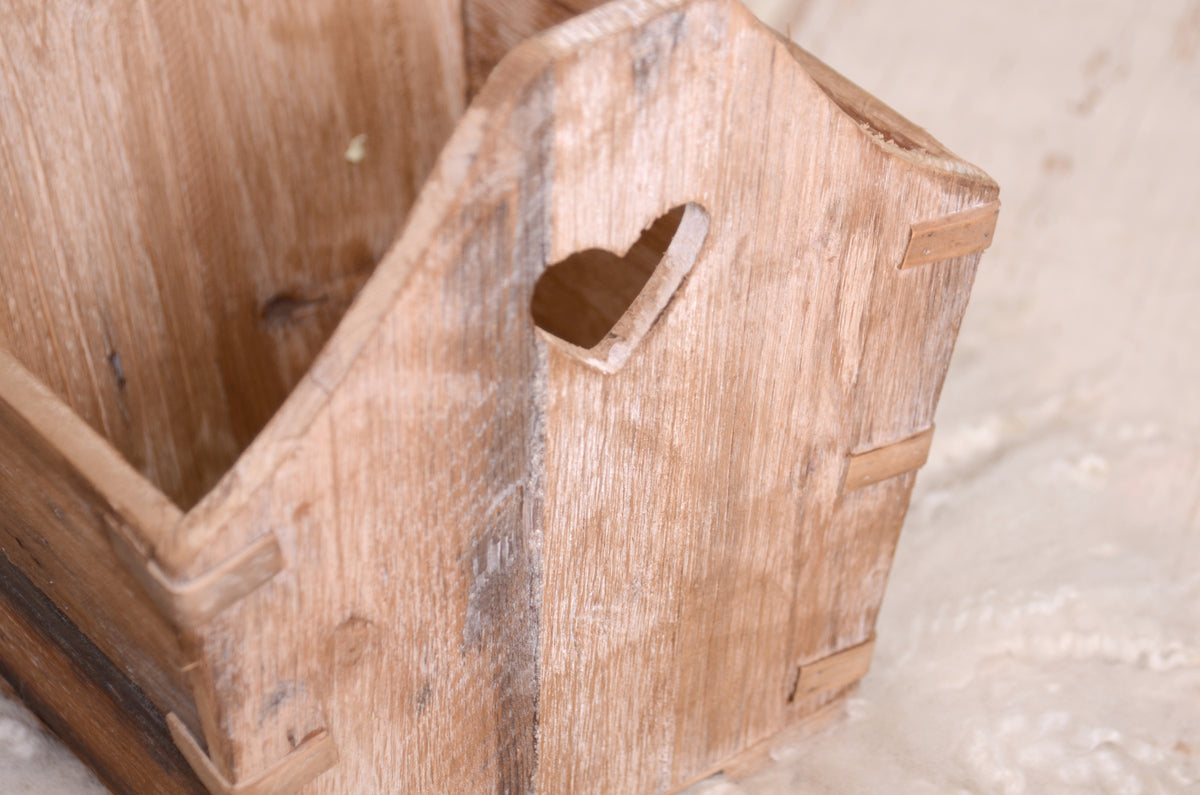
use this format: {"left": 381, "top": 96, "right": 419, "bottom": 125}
{"left": 531, "top": 203, "right": 709, "bottom": 372}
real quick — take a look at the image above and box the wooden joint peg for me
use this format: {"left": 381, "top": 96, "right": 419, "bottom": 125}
{"left": 901, "top": 200, "right": 1000, "bottom": 268}
{"left": 788, "top": 637, "right": 876, "bottom": 704}
{"left": 105, "top": 518, "right": 284, "bottom": 629}
{"left": 842, "top": 427, "right": 935, "bottom": 494}
{"left": 167, "top": 713, "right": 338, "bottom": 795}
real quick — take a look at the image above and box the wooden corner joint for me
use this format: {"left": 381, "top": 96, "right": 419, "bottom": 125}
{"left": 789, "top": 636, "right": 875, "bottom": 704}
{"left": 104, "top": 517, "right": 284, "bottom": 629}
{"left": 841, "top": 426, "right": 934, "bottom": 494}
{"left": 900, "top": 200, "right": 1000, "bottom": 269}
{"left": 168, "top": 713, "right": 337, "bottom": 795}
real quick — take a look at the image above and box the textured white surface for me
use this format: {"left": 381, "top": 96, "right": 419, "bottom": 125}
{"left": 3, "top": 0, "right": 1199, "bottom": 792}
{"left": 0, "top": 697, "right": 105, "bottom": 794}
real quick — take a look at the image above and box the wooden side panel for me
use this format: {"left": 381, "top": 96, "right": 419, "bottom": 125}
{"left": 0, "top": 0, "right": 466, "bottom": 508}
{"left": 0, "top": 359, "right": 195, "bottom": 731}
{"left": 168, "top": 1, "right": 998, "bottom": 793}
{"left": 537, "top": 3, "right": 998, "bottom": 792}
{"left": 0, "top": 554, "right": 205, "bottom": 795}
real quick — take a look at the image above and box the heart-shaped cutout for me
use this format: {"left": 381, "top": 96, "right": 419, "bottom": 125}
{"left": 531, "top": 203, "right": 709, "bottom": 372}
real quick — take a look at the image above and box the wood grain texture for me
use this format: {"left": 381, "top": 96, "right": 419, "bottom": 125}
{"left": 902, "top": 200, "right": 1001, "bottom": 269}
{"left": 533, "top": 203, "right": 712, "bottom": 372}
{"left": 0, "top": 0, "right": 999, "bottom": 792}
{"left": 0, "top": 349, "right": 195, "bottom": 731}
{"left": 0, "top": 552, "right": 205, "bottom": 795}
{"left": 791, "top": 637, "right": 875, "bottom": 703}
{"left": 155, "top": 1, "right": 997, "bottom": 792}
{"left": 0, "top": 0, "right": 466, "bottom": 508}
{"left": 464, "top": 0, "right": 610, "bottom": 94}
{"left": 168, "top": 713, "right": 338, "bottom": 795}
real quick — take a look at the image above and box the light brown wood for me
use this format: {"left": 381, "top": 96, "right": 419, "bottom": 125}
{"left": 902, "top": 200, "right": 1001, "bottom": 269}
{"left": 159, "top": 1, "right": 997, "bottom": 791}
{"left": 0, "top": 0, "right": 999, "bottom": 793}
{"left": 0, "top": 0, "right": 466, "bottom": 509}
{"left": 790, "top": 637, "right": 876, "bottom": 703}
{"left": 842, "top": 426, "right": 936, "bottom": 494}
{"left": 532, "top": 203, "right": 711, "bottom": 372}
{"left": 0, "top": 348, "right": 195, "bottom": 731}
{"left": 464, "top": 0, "right": 610, "bottom": 94}
{"left": 168, "top": 713, "right": 338, "bottom": 795}
{"left": 105, "top": 521, "right": 284, "bottom": 630}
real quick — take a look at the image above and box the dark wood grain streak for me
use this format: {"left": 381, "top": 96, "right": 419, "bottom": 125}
{"left": 0, "top": 552, "right": 207, "bottom": 795}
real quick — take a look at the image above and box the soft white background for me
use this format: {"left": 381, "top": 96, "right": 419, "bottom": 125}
{"left": 4, "top": 0, "right": 1199, "bottom": 792}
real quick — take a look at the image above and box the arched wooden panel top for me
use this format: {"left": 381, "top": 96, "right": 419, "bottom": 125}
{"left": 150, "top": 1, "right": 999, "bottom": 793}
{"left": 172, "top": 0, "right": 997, "bottom": 567}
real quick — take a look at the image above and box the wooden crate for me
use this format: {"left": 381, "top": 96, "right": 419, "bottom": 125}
{"left": 0, "top": 0, "right": 999, "bottom": 792}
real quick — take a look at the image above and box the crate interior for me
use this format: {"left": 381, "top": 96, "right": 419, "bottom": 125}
{"left": 0, "top": 2, "right": 501, "bottom": 509}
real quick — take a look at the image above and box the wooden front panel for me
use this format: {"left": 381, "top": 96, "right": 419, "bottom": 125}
{"left": 536, "top": 2, "right": 998, "bottom": 792}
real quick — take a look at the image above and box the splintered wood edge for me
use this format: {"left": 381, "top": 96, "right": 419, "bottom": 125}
{"left": 167, "top": 713, "right": 337, "bottom": 795}
{"left": 842, "top": 426, "right": 935, "bottom": 494}
{"left": 791, "top": 636, "right": 876, "bottom": 703}
{"left": 0, "top": 347, "right": 180, "bottom": 545}
{"left": 901, "top": 200, "right": 1000, "bottom": 269}
{"left": 106, "top": 519, "right": 285, "bottom": 628}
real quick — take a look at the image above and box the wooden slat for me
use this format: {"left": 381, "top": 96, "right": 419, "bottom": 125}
{"left": 105, "top": 521, "right": 284, "bottom": 629}
{"left": 167, "top": 714, "right": 337, "bottom": 795}
{"left": 790, "top": 637, "right": 876, "bottom": 703}
{"left": 842, "top": 426, "right": 936, "bottom": 493}
{"left": 0, "top": 553, "right": 206, "bottom": 795}
{"left": 901, "top": 201, "right": 1001, "bottom": 268}
{"left": 0, "top": 350, "right": 195, "bottom": 730}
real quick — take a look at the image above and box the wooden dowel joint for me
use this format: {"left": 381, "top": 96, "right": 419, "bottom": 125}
{"left": 789, "top": 636, "right": 875, "bottom": 704}
{"left": 901, "top": 200, "right": 1000, "bottom": 269}
{"left": 105, "top": 517, "right": 284, "bottom": 629}
{"left": 167, "top": 713, "right": 337, "bottom": 795}
{"left": 841, "top": 426, "right": 935, "bottom": 494}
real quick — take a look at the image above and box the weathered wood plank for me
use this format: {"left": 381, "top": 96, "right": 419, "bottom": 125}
{"left": 0, "top": 553, "right": 206, "bottom": 795}
{"left": 0, "top": 350, "right": 194, "bottom": 730}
